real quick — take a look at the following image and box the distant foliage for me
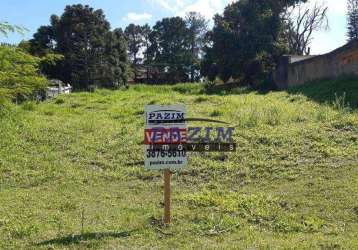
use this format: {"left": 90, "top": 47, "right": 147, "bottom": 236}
{"left": 38, "top": 53, "right": 64, "bottom": 78}
{"left": 201, "top": 0, "right": 308, "bottom": 88}
{"left": 101, "top": 28, "right": 129, "bottom": 88}
{"left": 284, "top": 2, "right": 329, "bottom": 55}
{"left": 147, "top": 17, "right": 192, "bottom": 83}
{"left": 347, "top": 0, "right": 358, "bottom": 41}
{"left": 0, "top": 46, "right": 47, "bottom": 105}
{"left": 125, "top": 24, "right": 147, "bottom": 65}
{"left": 202, "top": 1, "right": 285, "bottom": 87}
{"left": 29, "top": 4, "right": 128, "bottom": 90}
{"left": 18, "top": 40, "right": 32, "bottom": 53}
{"left": 185, "top": 12, "right": 208, "bottom": 82}
{"left": 124, "top": 12, "right": 208, "bottom": 84}
{"left": 0, "top": 22, "right": 27, "bottom": 37}
{"left": 124, "top": 24, "right": 151, "bottom": 82}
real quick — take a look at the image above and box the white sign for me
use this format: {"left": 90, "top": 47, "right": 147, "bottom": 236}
{"left": 144, "top": 105, "right": 187, "bottom": 170}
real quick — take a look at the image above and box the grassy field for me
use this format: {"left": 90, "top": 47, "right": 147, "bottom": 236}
{"left": 0, "top": 79, "right": 357, "bottom": 249}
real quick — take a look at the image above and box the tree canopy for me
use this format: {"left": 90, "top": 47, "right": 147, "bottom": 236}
{"left": 0, "top": 45, "right": 47, "bottom": 105}
{"left": 0, "top": 22, "right": 27, "bottom": 37}
{"left": 185, "top": 12, "right": 208, "bottom": 82}
{"left": 201, "top": 0, "right": 307, "bottom": 88}
{"left": 285, "top": 2, "right": 329, "bottom": 55}
{"left": 125, "top": 24, "right": 145, "bottom": 65}
{"left": 0, "top": 23, "right": 47, "bottom": 106}
{"left": 30, "top": 4, "right": 128, "bottom": 90}
{"left": 147, "top": 17, "right": 192, "bottom": 83}
{"left": 124, "top": 24, "right": 152, "bottom": 82}
{"left": 348, "top": 0, "right": 358, "bottom": 41}
{"left": 6, "top": 0, "right": 337, "bottom": 90}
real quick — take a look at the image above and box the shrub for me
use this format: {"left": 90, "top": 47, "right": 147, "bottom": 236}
{"left": 54, "top": 98, "right": 65, "bottom": 105}
{"left": 21, "top": 101, "right": 36, "bottom": 111}
{"left": 0, "top": 45, "right": 47, "bottom": 104}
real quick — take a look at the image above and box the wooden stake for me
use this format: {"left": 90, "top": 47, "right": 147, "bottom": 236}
{"left": 164, "top": 169, "right": 171, "bottom": 224}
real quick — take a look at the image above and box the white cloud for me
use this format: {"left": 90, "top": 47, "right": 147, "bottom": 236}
{"left": 176, "top": 0, "right": 233, "bottom": 19}
{"left": 149, "top": 0, "right": 347, "bottom": 19}
{"left": 123, "top": 12, "right": 153, "bottom": 22}
{"left": 148, "top": 0, "right": 232, "bottom": 19}
{"left": 302, "top": 0, "right": 347, "bottom": 16}
{"left": 320, "top": 0, "right": 347, "bottom": 16}
{"left": 148, "top": 0, "right": 179, "bottom": 12}
{"left": 147, "top": 0, "right": 348, "bottom": 54}
{"left": 309, "top": 0, "right": 348, "bottom": 54}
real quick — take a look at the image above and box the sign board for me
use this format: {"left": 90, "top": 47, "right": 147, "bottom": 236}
{"left": 144, "top": 105, "right": 187, "bottom": 170}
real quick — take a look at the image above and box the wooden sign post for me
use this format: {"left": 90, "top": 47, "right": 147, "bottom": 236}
{"left": 144, "top": 105, "right": 187, "bottom": 225}
{"left": 164, "top": 169, "right": 171, "bottom": 224}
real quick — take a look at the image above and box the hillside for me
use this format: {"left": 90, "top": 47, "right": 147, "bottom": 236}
{"left": 0, "top": 82, "right": 357, "bottom": 249}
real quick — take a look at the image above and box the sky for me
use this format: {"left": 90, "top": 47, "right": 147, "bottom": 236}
{"left": 0, "top": 0, "right": 349, "bottom": 55}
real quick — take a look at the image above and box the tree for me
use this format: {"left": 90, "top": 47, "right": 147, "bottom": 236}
{"left": 54, "top": 5, "right": 111, "bottom": 89}
{"left": 185, "top": 12, "right": 208, "bottom": 82}
{"left": 0, "top": 45, "right": 47, "bottom": 105}
{"left": 141, "top": 24, "right": 152, "bottom": 82}
{"left": 285, "top": 2, "right": 329, "bottom": 55}
{"left": 124, "top": 24, "right": 144, "bottom": 65}
{"left": 18, "top": 40, "right": 32, "bottom": 53}
{"left": 348, "top": 0, "right": 358, "bottom": 41}
{"left": 141, "top": 24, "right": 152, "bottom": 63}
{"left": 124, "top": 24, "right": 152, "bottom": 82}
{"left": 202, "top": 0, "right": 306, "bottom": 88}
{"left": 30, "top": 4, "right": 128, "bottom": 89}
{"left": 0, "top": 22, "right": 27, "bottom": 37}
{"left": 29, "top": 25, "right": 55, "bottom": 57}
{"left": 148, "top": 17, "right": 191, "bottom": 83}
{"left": 28, "top": 25, "right": 65, "bottom": 80}
{"left": 102, "top": 28, "right": 128, "bottom": 87}
{"left": 0, "top": 23, "right": 45, "bottom": 106}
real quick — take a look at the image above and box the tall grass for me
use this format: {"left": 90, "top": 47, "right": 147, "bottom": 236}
{"left": 0, "top": 81, "right": 357, "bottom": 249}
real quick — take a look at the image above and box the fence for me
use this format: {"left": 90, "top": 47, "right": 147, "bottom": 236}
{"left": 274, "top": 40, "right": 358, "bottom": 89}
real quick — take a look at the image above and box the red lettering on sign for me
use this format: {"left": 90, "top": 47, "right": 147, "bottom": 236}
{"left": 144, "top": 128, "right": 187, "bottom": 144}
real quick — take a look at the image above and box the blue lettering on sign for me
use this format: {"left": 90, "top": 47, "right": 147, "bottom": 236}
{"left": 186, "top": 127, "right": 235, "bottom": 143}
{"left": 149, "top": 113, "right": 156, "bottom": 120}
{"left": 216, "top": 127, "right": 234, "bottom": 143}
{"left": 148, "top": 110, "right": 185, "bottom": 124}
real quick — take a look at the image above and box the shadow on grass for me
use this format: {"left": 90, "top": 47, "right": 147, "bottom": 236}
{"left": 172, "top": 82, "right": 270, "bottom": 96}
{"left": 287, "top": 76, "right": 358, "bottom": 110}
{"left": 125, "top": 161, "right": 144, "bottom": 167}
{"left": 37, "top": 230, "right": 136, "bottom": 246}
{"left": 201, "top": 84, "right": 255, "bottom": 96}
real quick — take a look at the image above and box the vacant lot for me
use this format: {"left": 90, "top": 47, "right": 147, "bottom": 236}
{"left": 0, "top": 80, "right": 357, "bottom": 249}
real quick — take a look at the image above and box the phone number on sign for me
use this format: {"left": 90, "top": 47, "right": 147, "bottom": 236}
{"left": 146, "top": 150, "right": 186, "bottom": 158}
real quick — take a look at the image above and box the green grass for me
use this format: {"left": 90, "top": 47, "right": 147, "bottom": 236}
{"left": 0, "top": 81, "right": 357, "bottom": 249}
{"left": 289, "top": 76, "right": 358, "bottom": 110}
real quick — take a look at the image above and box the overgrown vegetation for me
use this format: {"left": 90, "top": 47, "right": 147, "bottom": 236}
{"left": 25, "top": 0, "right": 338, "bottom": 89}
{"left": 348, "top": 0, "right": 358, "bottom": 41}
{"left": 289, "top": 77, "right": 358, "bottom": 110}
{"left": 0, "top": 22, "right": 27, "bottom": 37}
{"left": 29, "top": 4, "right": 128, "bottom": 90}
{"left": 0, "top": 45, "right": 47, "bottom": 106}
{"left": 0, "top": 1, "right": 356, "bottom": 249}
{"left": 0, "top": 81, "right": 357, "bottom": 249}
{"left": 201, "top": 0, "right": 308, "bottom": 88}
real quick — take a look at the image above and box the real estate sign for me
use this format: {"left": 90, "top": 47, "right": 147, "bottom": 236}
{"left": 144, "top": 105, "right": 187, "bottom": 170}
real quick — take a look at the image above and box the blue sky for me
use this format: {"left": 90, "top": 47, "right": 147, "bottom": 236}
{"left": 0, "top": 0, "right": 349, "bottom": 54}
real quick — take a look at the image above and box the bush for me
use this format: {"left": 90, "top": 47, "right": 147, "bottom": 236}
{"left": 0, "top": 45, "right": 47, "bottom": 104}
{"left": 22, "top": 101, "right": 36, "bottom": 111}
